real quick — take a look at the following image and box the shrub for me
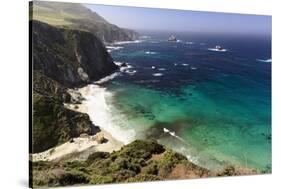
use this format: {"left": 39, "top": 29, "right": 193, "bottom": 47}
{"left": 126, "top": 174, "right": 162, "bottom": 182}
{"left": 90, "top": 175, "right": 113, "bottom": 184}
{"left": 86, "top": 152, "right": 110, "bottom": 164}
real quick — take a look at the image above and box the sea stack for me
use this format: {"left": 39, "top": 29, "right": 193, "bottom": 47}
{"left": 168, "top": 35, "right": 177, "bottom": 42}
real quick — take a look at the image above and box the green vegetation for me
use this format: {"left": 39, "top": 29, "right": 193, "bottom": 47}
{"left": 32, "top": 89, "right": 92, "bottom": 153}
{"left": 30, "top": 140, "right": 257, "bottom": 187}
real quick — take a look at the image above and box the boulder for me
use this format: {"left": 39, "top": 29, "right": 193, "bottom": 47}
{"left": 94, "top": 133, "right": 107, "bottom": 144}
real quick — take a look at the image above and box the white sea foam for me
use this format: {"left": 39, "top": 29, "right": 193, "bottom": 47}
{"left": 106, "top": 46, "right": 123, "bottom": 50}
{"left": 82, "top": 85, "right": 135, "bottom": 144}
{"left": 114, "top": 40, "right": 143, "bottom": 45}
{"left": 191, "top": 67, "right": 197, "bottom": 70}
{"left": 163, "top": 128, "right": 169, "bottom": 133}
{"left": 106, "top": 46, "right": 123, "bottom": 53}
{"left": 94, "top": 72, "right": 120, "bottom": 85}
{"left": 208, "top": 48, "right": 227, "bottom": 52}
{"left": 174, "top": 63, "right": 178, "bottom": 66}
{"left": 125, "top": 70, "right": 137, "bottom": 75}
{"left": 153, "top": 73, "right": 163, "bottom": 77}
{"left": 182, "top": 63, "right": 189, "bottom": 66}
{"left": 114, "top": 61, "right": 133, "bottom": 69}
{"left": 257, "top": 58, "right": 272, "bottom": 63}
{"left": 114, "top": 61, "right": 134, "bottom": 72}
{"left": 158, "top": 68, "right": 166, "bottom": 71}
{"left": 151, "top": 66, "right": 156, "bottom": 69}
{"left": 163, "top": 128, "right": 185, "bottom": 142}
{"left": 145, "top": 51, "right": 157, "bottom": 55}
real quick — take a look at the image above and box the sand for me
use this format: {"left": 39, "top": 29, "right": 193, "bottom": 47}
{"left": 31, "top": 87, "right": 124, "bottom": 162}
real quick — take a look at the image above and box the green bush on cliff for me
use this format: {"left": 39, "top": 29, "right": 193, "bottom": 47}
{"left": 111, "top": 140, "right": 165, "bottom": 160}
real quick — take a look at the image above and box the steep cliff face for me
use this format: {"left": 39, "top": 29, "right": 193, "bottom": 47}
{"left": 31, "top": 20, "right": 119, "bottom": 153}
{"left": 31, "top": 1, "right": 139, "bottom": 43}
{"left": 32, "top": 20, "right": 118, "bottom": 87}
{"left": 32, "top": 90, "right": 92, "bottom": 153}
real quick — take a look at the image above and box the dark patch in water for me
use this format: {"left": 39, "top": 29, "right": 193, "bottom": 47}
{"left": 144, "top": 119, "right": 194, "bottom": 140}
{"left": 262, "top": 133, "right": 271, "bottom": 142}
{"left": 132, "top": 104, "right": 156, "bottom": 120}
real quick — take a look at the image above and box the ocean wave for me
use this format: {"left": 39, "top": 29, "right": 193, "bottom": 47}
{"left": 145, "top": 51, "right": 157, "bottom": 55}
{"left": 182, "top": 63, "right": 189, "bottom": 66}
{"left": 191, "top": 67, "right": 197, "bottom": 70}
{"left": 82, "top": 85, "right": 135, "bottom": 144}
{"left": 208, "top": 48, "right": 227, "bottom": 52}
{"left": 113, "top": 40, "right": 143, "bottom": 45}
{"left": 158, "top": 68, "right": 166, "bottom": 71}
{"left": 153, "top": 73, "right": 163, "bottom": 77}
{"left": 257, "top": 58, "right": 272, "bottom": 63}
{"left": 94, "top": 72, "right": 120, "bottom": 84}
{"left": 125, "top": 70, "right": 137, "bottom": 75}
{"left": 106, "top": 46, "right": 124, "bottom": 52}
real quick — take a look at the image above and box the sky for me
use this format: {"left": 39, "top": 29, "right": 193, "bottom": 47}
{"left": 85, "top": 4, "right": 271, "bottom": 35}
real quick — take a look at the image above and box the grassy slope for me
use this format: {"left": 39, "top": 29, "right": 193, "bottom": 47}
{"left": 31, "top": 1, "right": 138, "bottom": 42}
{"left": 32, "top": 2, "right": 107, "bottom": 26}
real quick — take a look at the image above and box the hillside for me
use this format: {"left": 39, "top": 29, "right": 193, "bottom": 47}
{"left": 30, "top": 140, "right": 256, "bottom": 187}
{"left": 31, "top": 20, "right": 119, "bottom": 153}
{"left": 31, "top": 1, "right": 139, "bottom": 42}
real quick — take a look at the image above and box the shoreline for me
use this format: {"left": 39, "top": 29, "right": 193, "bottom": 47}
{"left": 31, "top": 85, "right": 124, "bottom": 162}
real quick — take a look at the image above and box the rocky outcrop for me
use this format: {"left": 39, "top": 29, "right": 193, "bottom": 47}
{"left": 32, "top": 20, "right": 118, "bottom": 87}
{"left": 32, "top": 91, "right": 92, "bottom": 153}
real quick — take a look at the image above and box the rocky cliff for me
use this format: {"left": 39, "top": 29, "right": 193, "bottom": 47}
{"left": 32, "top": 20, "right": 118, "bottom": 87}
{"left": 31, "top": 20, "right": 119, "bottom": 153}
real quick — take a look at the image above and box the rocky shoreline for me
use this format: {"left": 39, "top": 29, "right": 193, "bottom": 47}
{"left": 32, "top": 88, "right": 124, "bottom": 162}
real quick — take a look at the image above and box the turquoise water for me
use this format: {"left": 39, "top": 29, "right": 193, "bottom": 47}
{"left": 102, "top": 33, "right": 271, "bottom": 171}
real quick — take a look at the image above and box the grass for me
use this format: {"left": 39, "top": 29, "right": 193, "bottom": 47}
{"left": 32, "top": 4, "right": 83, "bottom": 26}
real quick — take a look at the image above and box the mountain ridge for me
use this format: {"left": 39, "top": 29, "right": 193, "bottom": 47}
{"left": 31, "top": 1, "right": 139, "bottom": 42}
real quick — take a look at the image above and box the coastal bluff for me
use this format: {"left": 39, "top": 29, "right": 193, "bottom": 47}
{"left": 31, "top": 20, "right": 119, "bottom": 153}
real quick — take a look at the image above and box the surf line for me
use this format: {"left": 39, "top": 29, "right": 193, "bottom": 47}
{"left": 163, "top": 128, "right": 186, "bottom": 143}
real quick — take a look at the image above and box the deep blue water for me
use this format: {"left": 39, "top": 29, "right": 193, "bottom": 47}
{"left": 102, "top": 32, "right": 271, "bottom": 171}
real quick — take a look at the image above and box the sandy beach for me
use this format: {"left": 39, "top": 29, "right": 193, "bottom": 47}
{"left": 32, "top": 86, "right": 124, "bottom": 162}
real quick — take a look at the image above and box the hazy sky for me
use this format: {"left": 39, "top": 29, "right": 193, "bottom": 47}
{"left": 85, "top": 4, "right": 271, "bottom": 35}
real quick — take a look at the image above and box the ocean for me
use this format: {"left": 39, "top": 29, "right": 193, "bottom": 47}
{"left": 86, "top": 31, "right": 271, "bottom": 172}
